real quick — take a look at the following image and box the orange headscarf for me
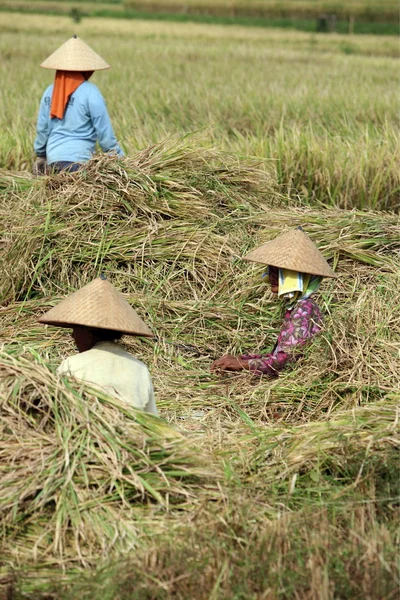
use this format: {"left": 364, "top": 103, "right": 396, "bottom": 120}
{"left": 50, "top": 70, "right": 85, "bottom": 120}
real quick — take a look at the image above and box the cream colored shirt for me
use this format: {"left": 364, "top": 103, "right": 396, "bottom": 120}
{"left": 58, "top": 341, "right": 158, "bottom": 416}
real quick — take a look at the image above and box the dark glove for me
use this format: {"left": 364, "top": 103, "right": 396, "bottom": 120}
{"left": 32, "top": 156, "right": 47, "bottom": 176}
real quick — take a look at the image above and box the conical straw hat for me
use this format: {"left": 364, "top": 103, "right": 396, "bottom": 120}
{"left": 40, "top": 36, "right": 110, "bottom": 71}
{"left": 38, "top": 277, "right": 154, "bottom": 337}
{"left": 244, "top": 228, "right": 337, "bottom": 278}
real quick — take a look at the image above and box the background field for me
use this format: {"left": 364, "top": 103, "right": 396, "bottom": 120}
{"left": 0, "top": 10, "right": 399, "bottom": 600}
{"left": 1, "top": 0, "right": 398, "bottom": 34}
{"left": 124, "top": 0, "right": 399, "bottom": 24}
{"left": 0, "top": 13, "right": 399, "bottom": 209}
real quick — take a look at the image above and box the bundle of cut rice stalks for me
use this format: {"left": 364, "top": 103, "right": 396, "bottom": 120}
{"left": 1, "top": 138, "right": 399, "bottom": 307}
{"left": 0, "top": 139, "right": 275, "bottom": 306}
{"left": 244, "top": 397, "right": 400, "bottom": 506}
{"left": 0, "top": 349, "right": 219, "bottom": 567}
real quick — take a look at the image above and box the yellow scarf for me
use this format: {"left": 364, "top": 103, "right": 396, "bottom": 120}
{"left": 278, "top": 269, "right": 311, "bottom": 304}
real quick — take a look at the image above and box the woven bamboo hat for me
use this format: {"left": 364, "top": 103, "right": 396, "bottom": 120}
{"left": 244, "top": 227, "right": 336, "bottom": 278}
{"left": 38, "top": 276, "right": 154, "bottom": 337}
{"left": 40, "top": 35, "right": 110, "bottom": 71}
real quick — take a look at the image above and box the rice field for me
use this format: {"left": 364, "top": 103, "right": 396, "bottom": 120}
{"left": 1, "top": 0, "right": 398, "bottom": 35}
{"left": 1, "top": 13, "right": 399, "bottom": 208}
{"left": 124, "top": 0, "right": 399, "bottom": 22}
{"left": 0, "top": 11, "right": 399, "bottom": 600}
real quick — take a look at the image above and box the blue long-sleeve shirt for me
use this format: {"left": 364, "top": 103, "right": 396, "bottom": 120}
{"left": 34, "top": 81, "right": 124, "bottom": 164}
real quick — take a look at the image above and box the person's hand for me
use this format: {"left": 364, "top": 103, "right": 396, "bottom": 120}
{"left": 210, "top": 354, "right": 249, "bottom": 372}
{"left": 32, "top": 156, "right": 47, "bottom": 176}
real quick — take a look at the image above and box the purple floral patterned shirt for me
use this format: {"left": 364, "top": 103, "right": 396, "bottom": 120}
{"left": 240, "top": 298, "right": 323, "bottom": 376}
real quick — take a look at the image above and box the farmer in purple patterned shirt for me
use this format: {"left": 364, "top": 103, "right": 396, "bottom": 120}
{"left": 211, "top": 227, "right": 337, "bottom": 375}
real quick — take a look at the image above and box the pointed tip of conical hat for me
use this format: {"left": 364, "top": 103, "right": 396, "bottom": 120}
{"left": 244, "top": 228, "right": 337, "bottom": 278}
{"left": 40, "top": 36, "right": 110, "bottom": 71}
{"left": 38, "top": 278, "right": 154, "bottom": 337}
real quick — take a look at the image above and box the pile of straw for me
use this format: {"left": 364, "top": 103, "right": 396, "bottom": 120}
{"left": 247, "top": 398, "right": 400, "bottom": 499}
{"left": 0, "top": 349, "right": 218, "bottom": 565}
{"left": 0, "top": 139, "right": 399, "bottom": 592}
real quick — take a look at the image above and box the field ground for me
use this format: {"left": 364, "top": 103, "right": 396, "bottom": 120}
{"left": 0, "top": 11, "right": 399, "bottom": 600}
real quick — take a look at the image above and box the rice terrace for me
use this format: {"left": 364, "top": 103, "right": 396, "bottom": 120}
{"left": 0, "top": 1, "right": 399, "bottom": 598}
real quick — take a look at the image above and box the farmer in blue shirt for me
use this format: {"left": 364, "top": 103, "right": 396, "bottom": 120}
{"left": 33, "top": 36, "right": 123, "bottom": 175}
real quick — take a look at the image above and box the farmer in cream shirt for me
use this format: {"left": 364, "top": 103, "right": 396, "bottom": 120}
{"left": 39, "top": 276, "right": 158, "bottom": 416}
{"left": 58, "top": 331, "right": 157, "bottom": 415}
